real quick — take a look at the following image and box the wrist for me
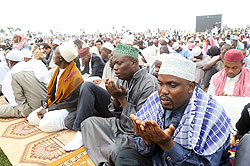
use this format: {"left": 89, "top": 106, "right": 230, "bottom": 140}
{"left": 144, "top": 139, "right": 153, "bottom": 146}
{"left": 41, "top": 101, "right": 47, "bottom": 108}
{"left": 159, "top": 140, "right": 175, "bottom": 152}
{"left": 118, "top": 97, "right": 128, "bottom": 108}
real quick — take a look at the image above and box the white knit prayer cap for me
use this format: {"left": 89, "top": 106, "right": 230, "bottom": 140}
{"left": 6, "top": 49, "right": 23, "bottom": 62}
{"left": 121, "top": 35, "right": 135, "bottom": 45}
{"left": 20, "top": 49, "right": 33, "bottom": 58}
{"left": 52, "top": 39, "right": 61, "bottom": 46}
{"left": 59, "top": 41, "right": 78, "bottom": 63}
{"left": 192, "top": 46, "right": 202, "bottom": 57}
{"left": 141, "top": 46, "right": 157, "bottom": 66}
{"left": 172, "top": 42, "right": 180, "bottom": 50}
{"left": 159, "top": 53, "right": 196, "bottom": 82}
{"left": 102, "top": 42, "right": 114, "bottom": 51}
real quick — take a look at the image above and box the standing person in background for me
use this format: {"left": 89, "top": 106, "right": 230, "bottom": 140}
{"left": 42, "top": 44, "right": 53, "bottom": 68}
{"left": 32, "top": 44, "right": 44, "bottom": 60}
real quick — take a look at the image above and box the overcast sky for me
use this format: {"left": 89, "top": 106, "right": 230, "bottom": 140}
{"left": 1, "top": 0, "right": 249, "bottom": 34}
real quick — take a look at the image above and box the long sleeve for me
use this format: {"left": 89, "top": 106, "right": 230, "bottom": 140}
{"left": 134, "top": 136, "right": 155, "bottom": 156}
{"left": 109, "top": 69, "right": 157, "bottom": 133}
{"left": 119, "top": 77, "right": 157, "bottom": 132}
{"left": 48, "top": 84, "right": 82, "bottom": 112}
{"left": 42, "top": 51, "right": 53, "bottom": 67}
{"left": 134, "top": 135, "right": 230, "bottom": 166}
{"left": 184, "top": 50, "right": 192, "bottom": 59}
{"left": 196, "top": 56, "right": 211, "bottom": 68}
{"left": 11, "top": 74, "right": 32, "bottom": 117}
{"left": 90, "top": 55, "right": 105, "bottom": 78}
{"left": 163, "top": 136, "right": 230, "bottom": 166}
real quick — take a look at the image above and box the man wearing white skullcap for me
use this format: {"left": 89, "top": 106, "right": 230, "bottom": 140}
{"left": 0, "top": 49, "right": 48, "bottom": 118}
{"left": 172, "top": 42, "right": 192, "bottom": 59}
{"left": 20, "top": 49, "right": 33, "bottom": 62}
{"left": 117, "top": 53, "right": 232, "bottom": 166}
{"left": 100, "top": 42, "right": 114, "bottom": 62}
{"left": 6, "top": 49, "right": 23, "bottom": 66}
{"left": 153, "top": 53, "right": 168, "bottom": 77}
{"left": 52, "top": 39, "right": 61, "bottom": 50}
{"left": 27, "top": 41, "right": 84, "bottom": 132}
{"left": 188, "top": 46, "right": 210, "bottom": 85}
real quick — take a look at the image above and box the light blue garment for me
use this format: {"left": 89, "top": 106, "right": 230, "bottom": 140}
{"left": 174, "top": 47, "right": 192, "bottom": 59}
{"left": 243, "top": 57, "right": 250, "bottom": 69}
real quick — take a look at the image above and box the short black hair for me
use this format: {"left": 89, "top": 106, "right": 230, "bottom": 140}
{"left": 160, "top": 46, "right": 170, "bottom": 54}
{"left": 43, "top": 44, "right": 51, "bottom": 49}
{"left": 95, "top": 40, "right": 103, "bottom": 45}
{"left": 73, "top": 39, "right": 83, "bottom": 49}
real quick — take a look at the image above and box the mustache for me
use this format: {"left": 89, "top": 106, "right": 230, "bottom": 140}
{"left": 159, "top": 95, "right": 173, "bottom": 103}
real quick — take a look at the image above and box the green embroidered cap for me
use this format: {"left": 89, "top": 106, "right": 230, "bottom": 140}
{"left": 114, "top": 44, "right": 139, "bottom": 59}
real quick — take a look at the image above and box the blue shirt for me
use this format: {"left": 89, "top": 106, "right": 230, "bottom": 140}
{"left": 174, "top": 48, "right": 192, "bottom": 59}
{"left": 134, "top": 104, "right": 231, "bottom": 166}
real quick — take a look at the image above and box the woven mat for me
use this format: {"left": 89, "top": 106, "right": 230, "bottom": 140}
{"left": 0, "top": 97, "right": 94, "bottom": 166}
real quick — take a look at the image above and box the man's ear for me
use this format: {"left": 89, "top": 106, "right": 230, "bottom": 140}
{"left": 188, "top": 81, "right": 196, "bottom": 93}
{"left": 132, "top": 58, "right": 139, "bottom": 65}
{"left": 59, "top": 56, "right": 63, "bottom": 62}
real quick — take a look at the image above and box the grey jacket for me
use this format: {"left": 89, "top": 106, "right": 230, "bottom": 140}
{"left": 0, "top": 71, "right": 47, "bottom": 118}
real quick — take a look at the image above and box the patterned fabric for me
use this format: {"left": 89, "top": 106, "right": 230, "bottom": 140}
{"left": 158, "top": 53, "right": 196, "bottom": 82}
{"left": 15, "top": 33, "right": 28, "bottom": 50}
{"left": 228, "top": 139, "right": 239, "bottom": 166}
{"left": 136, "top": 86, "right": 233, "bottom": 156}
{"left": 212, "top": 67, "right": 250, "bottom": 97}
{"left": 203, "top": 37, "right": 217, "bottom": 54}
{"left": 114, "top": 44, "right": 139, "bottom": 59}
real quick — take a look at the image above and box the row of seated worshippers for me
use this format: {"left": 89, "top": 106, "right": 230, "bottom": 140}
{"left": 0, "top": 40, "right": 249, "bottom": 166}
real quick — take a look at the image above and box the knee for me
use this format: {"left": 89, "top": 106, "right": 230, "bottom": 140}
{"left": 80, "top": 117, "right": 95, "bottom": 129}
{"left": 39, "top": 119, "right": 54, "bottom": 132}
{"left": 116, "top": 149, "right": 140, "bottom": 166}
{"left": 81, "top": 82, "right": 95, "bottom": 91}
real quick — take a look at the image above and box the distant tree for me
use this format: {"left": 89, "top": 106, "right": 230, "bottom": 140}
{"left": 38, "top": 32, "right": 42, "bottom": 36}
{"left": 15, "top": 28, "right": 21, "bottom": 32}
{"left": 0, "top": 29, "right": 5, "bottom": 34}
{"left": 50, "top": 30, "right": 54, "bottom": 35}
{"left": 7, "top": 27, "right": 14, "bottom": 35}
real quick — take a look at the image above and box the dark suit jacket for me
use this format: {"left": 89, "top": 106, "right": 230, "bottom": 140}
{"left": 81, "top": 53, "right": 105, "bottom": 78}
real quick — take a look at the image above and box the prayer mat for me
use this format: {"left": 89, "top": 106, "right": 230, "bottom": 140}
{"left": 48, "top": 147, "right": 95, "bottom": 166}
{"left": 0, "top": 118, "right": 94, "bottom": 166}
{"left": 0, "top": 96, "right": 94, "bottom": 166}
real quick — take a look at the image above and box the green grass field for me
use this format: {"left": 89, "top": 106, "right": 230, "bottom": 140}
{"left": 0, "top": 148, "right": 12, "bottom": 166}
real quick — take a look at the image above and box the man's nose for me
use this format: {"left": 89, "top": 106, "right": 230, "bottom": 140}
{"left": 160, "top": 85, "right": 169, "bottom": 95}
{"left": 113, "top": 64, "right": 118, "bottom": 71}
